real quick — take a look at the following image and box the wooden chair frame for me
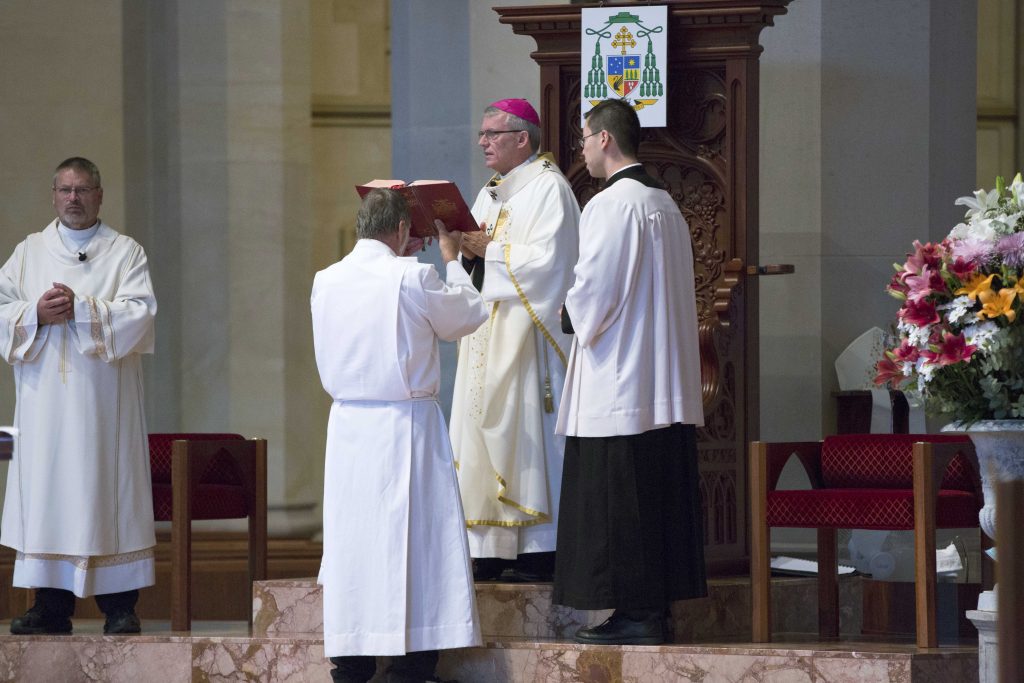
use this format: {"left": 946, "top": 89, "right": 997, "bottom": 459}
{"left": 170, "top": 438, "right": 268, "bottom": 631}
{"left": 997, "top": 479, "right": 1024, "bottom": 681}
{"left": 750, "top": 438, "right": 983, "bottom": 649}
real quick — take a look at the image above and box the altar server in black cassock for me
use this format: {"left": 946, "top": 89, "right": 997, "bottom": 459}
{"left": 552, "top": 98, "right": 707, "bottom": 645}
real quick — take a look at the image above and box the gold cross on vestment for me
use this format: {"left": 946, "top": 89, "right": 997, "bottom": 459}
{"left": 612, "top": 27, "right": 636, "bottom": 55}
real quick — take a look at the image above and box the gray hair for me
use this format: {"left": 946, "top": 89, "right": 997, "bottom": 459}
{"left": 356, "top": 188, "right": 410, "bottom": 240}
{"left": 53, "top": 157, "right": 101, "bottom": 188}
{"left": 484, "top": 106, "right": 541, "bottom": 153}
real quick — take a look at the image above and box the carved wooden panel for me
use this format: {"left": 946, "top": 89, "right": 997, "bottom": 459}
{"left": 498, "top": 1, "right": 790, "bottom": 574}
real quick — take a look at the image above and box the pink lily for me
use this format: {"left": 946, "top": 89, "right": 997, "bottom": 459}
{"left": 921, "top": 331, "right": 977, "bottom": 366}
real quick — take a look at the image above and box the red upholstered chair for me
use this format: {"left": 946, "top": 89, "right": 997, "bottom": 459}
{"left": 149, "top": 433, "right": 268, "bottom": 631}
{"left": 749, "top": 434, "right": 983, "bottom": 648}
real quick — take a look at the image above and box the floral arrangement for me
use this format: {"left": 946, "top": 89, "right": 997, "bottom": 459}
{"left": 875, "top": 173, "right": 1024, "bottom": 424}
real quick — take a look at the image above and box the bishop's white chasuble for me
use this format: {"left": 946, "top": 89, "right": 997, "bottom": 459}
{"left": 0, "top": 221, "right": 157, "bottom": 597}
{"left": 451, "top": 153, "right": 580, "bottom": 559}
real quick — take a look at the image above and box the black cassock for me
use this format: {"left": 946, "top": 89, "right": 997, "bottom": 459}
{"left": 552, "top": 423, "right": 707, "bottom": 610}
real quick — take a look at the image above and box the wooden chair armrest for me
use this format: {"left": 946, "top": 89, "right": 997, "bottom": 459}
{"left": 913, "top": 439, "right": 977, "bottom": 497}
{"left": 750, "top": 440, "right": 824, "bottom": 491}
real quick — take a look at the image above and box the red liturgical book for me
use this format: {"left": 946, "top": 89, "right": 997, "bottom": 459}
{"left": 356, "top": 180, "right": 477, "bottom": 238}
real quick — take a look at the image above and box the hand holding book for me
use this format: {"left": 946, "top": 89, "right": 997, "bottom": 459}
{"left": 460, "top": 224, "right": 492, "bottom": 259}
{"left": 434, "top": 220, "right": 463, "bottom": 263}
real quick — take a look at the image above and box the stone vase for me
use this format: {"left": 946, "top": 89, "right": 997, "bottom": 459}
{"left": 947, "top": 419, "right": 1024, "bottom": 610}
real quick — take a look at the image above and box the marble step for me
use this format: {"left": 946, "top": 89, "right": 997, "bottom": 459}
{"left": 0, "top": 621, "right": 977, "bottom": 683}
{"left": 0, "top": 621, "right": 332, "bottom": 682}
{"left": 438, "top": 638, "right": 978, "bottom": 682}
{"left": 253, "top": 575, "right": 863, "bottom": 641}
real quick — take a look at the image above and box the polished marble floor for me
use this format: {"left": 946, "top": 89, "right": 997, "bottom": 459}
{"left": 0, "top": 576, "right": 979, "bottom": 682}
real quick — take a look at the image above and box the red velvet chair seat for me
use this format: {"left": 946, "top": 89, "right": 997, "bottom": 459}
{"left": 767, "top": 487, "right": 979, "bottom": 530}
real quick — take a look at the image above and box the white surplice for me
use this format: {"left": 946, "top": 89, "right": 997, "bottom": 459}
{"left": 556, "top": 173, "right": 704, "bottom": 437}
{"left": 312, "top": 239, "right": 486, "bottom": 656}
{"left": 0, "top": 220, "right": 157, "bottom": 597}
{"left": 450, "top": 153, "right": 580, "bottom": 559}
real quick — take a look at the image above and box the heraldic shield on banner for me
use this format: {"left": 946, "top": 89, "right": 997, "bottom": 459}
{"left": 581, "top": 6, "right": 668, "bottom": 127}
{"left": 607, "top": 54, "right": 641, "bottom": 97}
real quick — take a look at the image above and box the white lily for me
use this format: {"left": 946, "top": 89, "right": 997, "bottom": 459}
{"left": 1010, "top": 172, "right": 1024, "bottom": 207}
{"left": 999, "top": 211, "right": 1023, "bottom": 233}
{"left": 955, "top": 187, "right": 1001, "bottom": 219}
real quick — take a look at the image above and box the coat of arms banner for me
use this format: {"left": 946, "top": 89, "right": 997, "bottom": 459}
{"left": 580, "top": 5, "right": 668, "bottom": 127}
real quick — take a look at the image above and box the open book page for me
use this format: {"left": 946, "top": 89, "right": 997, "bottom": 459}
{"left": 359, "top": 179, "right": 406, "bottom": 188}
{"left": 356, "top": 180, "right": 477, "bottom": 238}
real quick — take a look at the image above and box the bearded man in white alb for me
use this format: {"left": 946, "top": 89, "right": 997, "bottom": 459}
{"left": 0, "top": 157, "right": 157, "bottom": 635}
{"left": 451, "top": 98, "right": 580, "bottom": 582}
{"left": 313, "top": 189, "right": 485, "bottom": 683}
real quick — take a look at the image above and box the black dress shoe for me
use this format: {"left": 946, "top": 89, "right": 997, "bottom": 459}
{"left": 103, "top": 611, "right": 141, "bottom": 634}
{"left": 503, "top": 567, "right": 553, "bottom": 583}
{"left": 472, "top": 557, "right": 510, "bottom": 581}
{"left": 9, "top": 607, "right": 73, "bottom": 635}
{"left": 573, "top": 611, "right": 665, "bottom": 645}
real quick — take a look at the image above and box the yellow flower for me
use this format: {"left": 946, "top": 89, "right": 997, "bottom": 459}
{"left": 977, "top": 287, "right": 1019, "bottom": 322}
{"left": 955, "top": 273, "right": 996, "bottom": 301}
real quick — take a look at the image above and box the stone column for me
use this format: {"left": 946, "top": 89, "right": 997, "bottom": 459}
{"left": 125, "top": 0, "right": 321, "bottom": 537}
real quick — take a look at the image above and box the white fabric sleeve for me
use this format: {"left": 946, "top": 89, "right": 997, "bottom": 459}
{"left": 407, "top": 262, "right": 488, "bottom": 343}
{"left": 0, "top": 242, "right": 50, "bottom": 364}
{"left": 68, "top": 240, "right": 157, "bottom": 361}
{"left": 564, "top": 198, "right": 641, "bottom": 348}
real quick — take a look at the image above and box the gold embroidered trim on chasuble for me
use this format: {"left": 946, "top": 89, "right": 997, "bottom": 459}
{"left": 501, "top": 244, "right": 566, "bottom": 367}
{"left": 59, "top": 326, "right": 69, "bottom": 383}
{"left": 18, "top": 547, "right": 155, "bottom": 571}
{"left": 12, "top": 321, "right": 27, "bottom": 352}
{"left": 464, "top": 469, "right": 551, "bottom": 528}
{"left": 13, "top": 247, "right": 28, "bottom": 354}
{"left": 466, "top": 206, "right": 512, "bottom": 420}
{"left": 87, "top": 296, "right": 107, "bottom": 357}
